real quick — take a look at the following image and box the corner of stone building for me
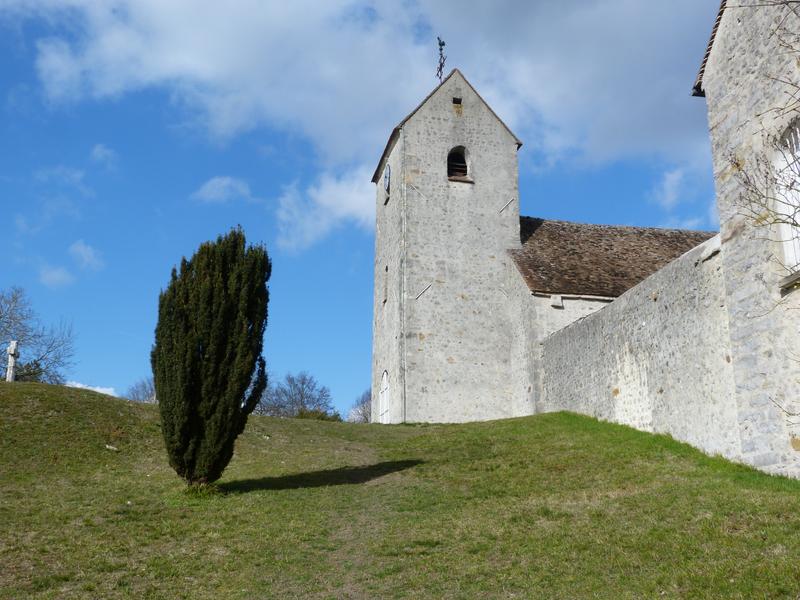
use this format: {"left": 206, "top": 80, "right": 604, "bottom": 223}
{"left": 701, "top": 1, "right": 800, "bottom": 476}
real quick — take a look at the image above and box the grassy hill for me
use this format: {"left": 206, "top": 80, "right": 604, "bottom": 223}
{"left": 2, "top": 382, "right": 800, "bottom": 599}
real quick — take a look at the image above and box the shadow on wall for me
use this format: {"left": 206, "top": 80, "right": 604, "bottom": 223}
{"left": 519, "top": 216, "right": 545, "bottom": 245}
{"left": 219, "top": 459, "right": 424, "bottom": 493}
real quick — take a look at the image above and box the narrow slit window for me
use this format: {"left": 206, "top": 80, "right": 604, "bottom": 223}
{"left": 447, "top": 146, "right": 468, "bottom": 179}
{"left": 383, "top": 265, "right": 388, "bottom": 305}
{"left": 383, "top": 164, "right": 391, "bottom": 204}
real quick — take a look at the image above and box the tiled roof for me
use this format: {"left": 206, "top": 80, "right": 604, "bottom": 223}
{"left": 508, "top": 217, "right": 716, "bottom": 298}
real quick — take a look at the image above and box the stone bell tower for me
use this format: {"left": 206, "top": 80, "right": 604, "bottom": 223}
{"left": 370, "top": 69, "right": 528, "bottom": 423}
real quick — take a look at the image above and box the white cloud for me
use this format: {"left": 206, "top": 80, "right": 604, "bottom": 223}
{"left": 14, "top": 197, "right": 81, "bottom": 237}
{"left": 649, "top": 163, "right": 718, "bottom": 230}
{"left": 35, "top": 165, "right": 92, "bottom": 196}
{"left": 66, "top": 380, "right": 116, "bottom": 396}
{"left": 3, "top": 1, "right": 721, "bottom": 247}
{"left": 662, "top": 216, "right": 705, "bottom": 230}
{"left": 14, "top": 1, "right": 430, "bottom": 167}
{"left": 277, "top": 165, "right": 373, "bottom": 251}
{"left": 90, "top": 143, "right": 117, "bottom": 167}
{"left": 190, "top": 176, "right": 257, "bottom": 203}
{"left": 39, "top": 264, "right": 74, "bottom": 288}
{"left": 708, "top": 198, "right": 720, "bottom": 229}
{"left": 4, "top": 1, "right": 718, "bottom": 165}
{"left": 36, "top": 36, "right": 83, "bottom": 101}
{"left": 69, "top": 239, "right": 104, "bottom": 270}
{"left": 650, "top": 168, "right": 686, "bottom": 210}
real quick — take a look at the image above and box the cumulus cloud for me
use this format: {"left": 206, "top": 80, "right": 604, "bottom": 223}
{"left": 3, "top": 1, "right": 721, "bottom": 246}
{"left": 39, "top": 264, "right": 74, "bottom": 288}
{"left": 424, "top": 1, "right": 718, "bottom": 166}
{"left": 14, "top": 1, "right": 430, "bottom": 167}
{"left": 277, "top": 165, "right": 373, "bottom": 251}
{"left": 90, "top": 143, "right": 117, "bottom": 167}
{"left": 69, "top": 239, "right": 104, "bottom": 270}
{"left": 4, "top": 1, "right": 717, "bottom": 165}
{"left": 66, "top": 381, "right": 116, "bottom": 396}
{"left": 190, "top": 176, "right": 257, "bottom": 203}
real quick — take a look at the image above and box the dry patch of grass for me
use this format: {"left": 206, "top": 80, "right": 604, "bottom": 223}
{"left": 2, "top": 382, "right": 800, "bottom": 598}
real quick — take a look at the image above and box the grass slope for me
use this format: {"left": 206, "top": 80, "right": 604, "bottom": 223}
{"left": 2, "top": 382, "right": 800, "bottom": 599}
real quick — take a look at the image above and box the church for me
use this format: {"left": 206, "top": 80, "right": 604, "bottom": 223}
{"left": 370, "top": 1, "right": 800, "bottom": 478}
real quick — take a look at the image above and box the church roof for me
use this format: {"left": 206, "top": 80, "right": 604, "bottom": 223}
{"left": 692, "top": 0, "right": 726, "bottom": 97}
{"left": 508, "top": 217, "right": 716, "bottom": 298}
{"left": 371, "top": 69, "right": 523, "bottom": 183}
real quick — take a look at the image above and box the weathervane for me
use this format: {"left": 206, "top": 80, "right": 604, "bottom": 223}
{"left": 436, "top": 37, "right": 446, "bottom": 82}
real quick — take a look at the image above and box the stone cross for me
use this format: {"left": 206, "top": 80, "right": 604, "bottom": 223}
{"left": 6, "top": 340, "right": 19, "bottom": 383}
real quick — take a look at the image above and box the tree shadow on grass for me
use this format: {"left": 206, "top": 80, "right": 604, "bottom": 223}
{"left": 219, "top": 459, "right": 424, "bottom": 493}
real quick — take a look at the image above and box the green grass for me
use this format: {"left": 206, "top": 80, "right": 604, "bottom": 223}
{"left": 2, "top": 382, "right": 800, "bottom": 599}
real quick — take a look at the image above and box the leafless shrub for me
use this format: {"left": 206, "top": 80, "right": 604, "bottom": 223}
{"left": 348, "top": 389, "right": 371, "bottom": 423}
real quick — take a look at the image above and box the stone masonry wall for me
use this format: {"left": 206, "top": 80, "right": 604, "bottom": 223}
{"left": 532, "top": 294, "right": 611, "bottom": 342}
{"left": 531, "top": 294, "right": 610, "bottom": 412}
{"left": 505, "top": 260, "right": 538, "bottom": 417}
{"left": 371, "top": 136, "right": 406, "bottom": 423}
{"left": 400, "top": 72, "right": 528, "bottom": 422}
{"left": 702, "top": 3, "right": 800, "bottom": 474}
{"left": 540, "top": 237, "right": 743, "bottom": 460}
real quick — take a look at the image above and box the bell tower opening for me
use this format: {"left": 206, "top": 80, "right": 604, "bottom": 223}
{"left": 447, "top": 146, "right": 469, "bottom": 180}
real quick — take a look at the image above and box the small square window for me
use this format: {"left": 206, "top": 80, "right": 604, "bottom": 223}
{"left": 452, "top": 97, "right": 462, "bottom": 105}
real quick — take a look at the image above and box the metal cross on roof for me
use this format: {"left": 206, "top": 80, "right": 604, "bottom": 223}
{"left": 436, "top": 37, "right": 446, "bottom": 83}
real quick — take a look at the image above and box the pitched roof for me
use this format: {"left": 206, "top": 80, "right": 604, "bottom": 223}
{"left": 508, "top": 217, "right": 716, "bottom": 298}
{"left": 370, "top": 69, "right": 523, "bottom": 183}
{"left": 692, "top": 0, "right": 727, "bottom": 97}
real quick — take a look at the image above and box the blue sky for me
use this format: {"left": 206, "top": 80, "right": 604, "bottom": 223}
{"left": 0, "top": 1, "right": 720, "bottom": 415}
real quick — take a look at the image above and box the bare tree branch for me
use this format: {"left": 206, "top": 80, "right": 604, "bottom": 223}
{"left": 255, "top": 371, "right": 338, "bottom": 419}
{"left": 348, "top": 389, "right": 371, "bottom": 423}
{"left": 0, "top": 287, "right": 75, "bottom": 383}
{"left": 126, "top": 376, "right": 157, "bottom": 403}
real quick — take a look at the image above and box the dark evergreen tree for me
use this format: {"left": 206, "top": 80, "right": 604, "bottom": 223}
{"left": 151, "top": 227, "right": 270, "bottom": 485}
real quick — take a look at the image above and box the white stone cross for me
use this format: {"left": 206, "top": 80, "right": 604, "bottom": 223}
{"left": 6, "top": 340, "right": 19, "bottom": 382}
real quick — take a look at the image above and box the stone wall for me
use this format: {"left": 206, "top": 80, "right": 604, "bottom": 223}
{"left": 505, "top": 260, "right": 538, "bottom": 417}
{"left": 514, "top": 289, "right": 610, "bottom": 417}
{"left": 532, "top": 294, "right": 611, "bottom": 342}
{"left": 540, "top": 237, "right": 743, "bottom": 461}
{"left": 371, "top": 135, "right": 406, "bottom": 423}
{"left": 368, "top": 5, "right": 800, "bottom": 477}
{"left": 536, "top": 4, "right": 800, "bottom": 476}
{"left": 397, "top": 71, "right": 528, "bottom": 422}
{"left": 701, "top": 3, "right": 800, "bottom": 473}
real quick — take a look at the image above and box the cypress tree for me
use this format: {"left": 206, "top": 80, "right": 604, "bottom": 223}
{"left": 151, "top": 227, "right": 270, "bottom": 485}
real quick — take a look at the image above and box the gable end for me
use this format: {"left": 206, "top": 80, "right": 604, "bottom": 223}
{"left": 371, "top": 69, "right": 523, "bottom": 183}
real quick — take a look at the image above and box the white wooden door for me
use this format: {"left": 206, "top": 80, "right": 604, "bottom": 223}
{"left": 379, "top": 371, "right": 390, "bottom": 424}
